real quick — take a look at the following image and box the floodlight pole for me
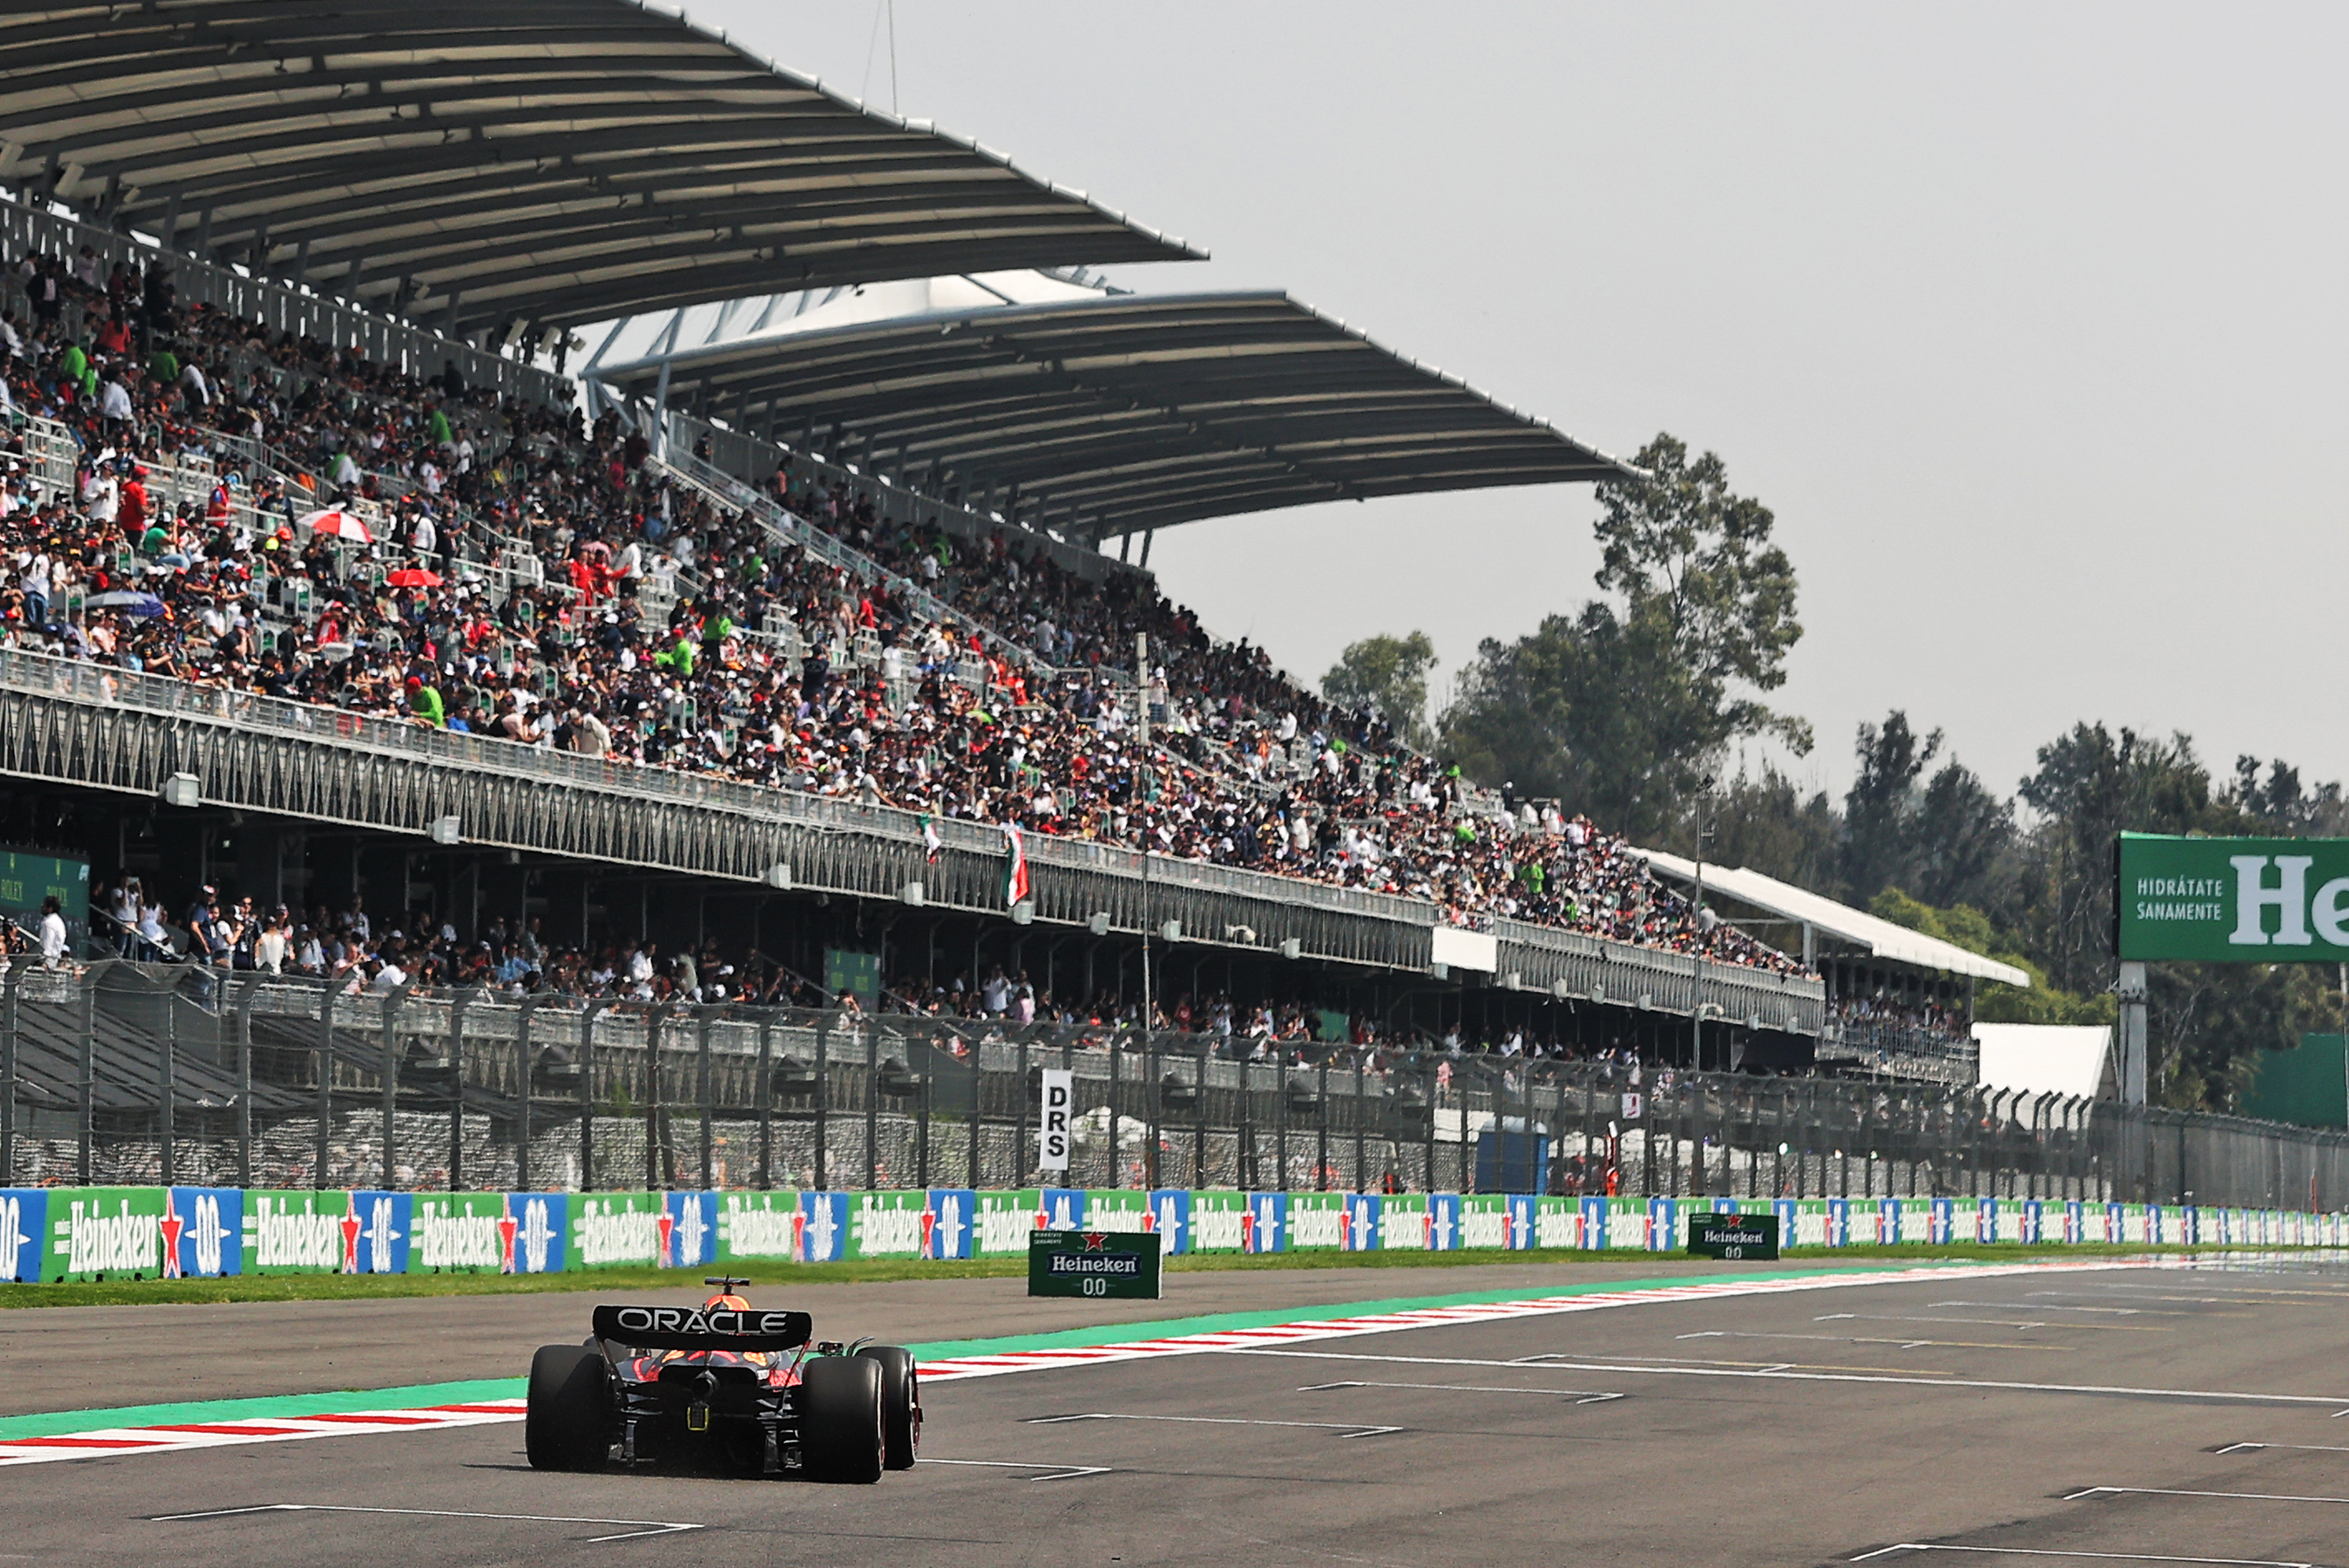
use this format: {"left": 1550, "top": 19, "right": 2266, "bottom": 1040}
{"left": 1136, "top": 631, "right": 1153, "bottom": 1189}
{"left": 2116, "top": 961, "right": 2148, "bottom": 1107}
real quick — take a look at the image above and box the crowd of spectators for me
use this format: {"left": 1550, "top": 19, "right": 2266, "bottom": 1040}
{"left": 0, "top": 231, "right": 1806, "bottom": 985}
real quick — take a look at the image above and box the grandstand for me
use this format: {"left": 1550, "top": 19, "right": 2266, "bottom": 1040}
{"left": 0, "top": 0, "right": 1852, "bottom": 1208}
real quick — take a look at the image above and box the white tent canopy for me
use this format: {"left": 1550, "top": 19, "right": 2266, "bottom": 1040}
{"left": 1974, "top": 1023, "right": 2114, "bottom": 1101}
{"left": 1639, "top": 849, "right": 2032, "bottom": 987}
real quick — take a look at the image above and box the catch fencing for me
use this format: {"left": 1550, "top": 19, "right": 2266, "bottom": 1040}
{"left": 5, "top": 964, "right": 2345, "bottom": 1212}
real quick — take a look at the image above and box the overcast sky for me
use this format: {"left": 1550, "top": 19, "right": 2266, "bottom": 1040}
{"left": 699, "top": 1, "right": 2349, "bottom": 814}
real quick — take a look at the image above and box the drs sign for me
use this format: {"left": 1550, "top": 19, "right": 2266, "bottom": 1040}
{"left": 2120, "top": 834, "right": 2349, "bottom": 962}
{"left": 1038, "top": 1068, "right": 1073, "bottom": 1172}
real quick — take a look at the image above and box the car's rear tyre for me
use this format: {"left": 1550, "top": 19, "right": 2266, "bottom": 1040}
{"left": 526, "top": 1344, "right": 611, "bottom": 1472}
{"left": 858, "top": 1346, "right": 920, "bottom": 1470}
{"left": 799, "top": 1356, "right": 885, "bottom": 1484}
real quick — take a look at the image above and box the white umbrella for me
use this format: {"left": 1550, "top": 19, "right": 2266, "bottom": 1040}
{"left": 299, "top": 507, "right": 371, "bottom": 543}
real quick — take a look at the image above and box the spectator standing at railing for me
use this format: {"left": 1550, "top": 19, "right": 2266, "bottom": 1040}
{"left": 38, "top": 894, "right": 66, "bottom": 970}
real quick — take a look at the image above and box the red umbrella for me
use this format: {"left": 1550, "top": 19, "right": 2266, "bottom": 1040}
{"left": 299, "top": 507, "right": 371, "bottom": 543}
{"left": 386, "top": 568, "right": 443, "bottom": 588}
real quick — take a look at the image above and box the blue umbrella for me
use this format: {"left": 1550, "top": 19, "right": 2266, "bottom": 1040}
{"left": 84, "top": 590, "right": 166, "bottom": 617}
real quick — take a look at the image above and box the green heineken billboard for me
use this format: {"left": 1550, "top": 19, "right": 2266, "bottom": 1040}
{"left": 2118, "top": 833, "right": 2349, "bottom": 961}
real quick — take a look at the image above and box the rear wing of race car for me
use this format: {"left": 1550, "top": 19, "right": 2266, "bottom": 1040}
{"left": 591, "top": 1304, "right": 815, "bottom": 1351}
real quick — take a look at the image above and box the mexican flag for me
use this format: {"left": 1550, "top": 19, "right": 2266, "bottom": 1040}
{"left": 1002, "top": 823, "right": 1030, "bottom": 907}
{"left": 920, "top": 814, "right": 941, "bottom": 864}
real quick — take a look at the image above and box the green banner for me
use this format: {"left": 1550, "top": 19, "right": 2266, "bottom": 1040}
{"left": 1082, "top": 1189, "right": 1150, "bottom": 1232}
{"left": 245, "top": 1190, "right": 349, "bottom": 1274}
{"left": 2118, "top": 833, "right": 2349, "bottom": 961}
{"left": 411, "top": 1192, "right": 506, "bottom": 1272}
{"left": 1379, "top": 1193, "right": 1431, "bottom": 1251}
{"left": 1190, "top": 1190, "right": 1249, "bottom": 1252}
{"left": 567, "top": 1192, "right": 663, "bottom": 1270}
{"left": 43, "top": 1187, "right": 165, "bottom": 1281}
{"left": 1534, "top": 1196, "right": 1579, "bottom": 1249}
{"left": 1288, "top": 1192, "right": 1345, "bottom": 1249}
{"left": 972, "top": 1190, "right": 1041, "bottom": 1256}
{"left": 716, "top": 1191, "right": 802, "bottom": 1261}
{"left": 849, "top": 1190, "right": 927, "bottom": 1258}
{"left": 1458, "top": 1193, "right": 1510, "bottom": 1250}
{"left": 0, "top": 848, "right": 88, "bottom": 950}
{"left": 1027, "top": 1229, "right": 1162, "bottom": 1299}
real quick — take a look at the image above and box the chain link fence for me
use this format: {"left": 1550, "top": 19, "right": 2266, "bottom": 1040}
{"left": 5, "top": 961, "right": 2346, "bottom": 1209}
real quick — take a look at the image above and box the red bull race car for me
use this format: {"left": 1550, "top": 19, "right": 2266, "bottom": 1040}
{"left": 526, "top": 1279, "right": 919, "bottom": 1483}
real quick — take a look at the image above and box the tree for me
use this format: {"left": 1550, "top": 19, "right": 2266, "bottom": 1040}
{"left": 1321, "top": 631, "right": 1437, "bottom": 750}
{"left": 1843, "top": 712, "right": 1940, "bottom": 904}
{"left": 1591, "top": 432, "right": 1809, "bottom": 754}
{"left": 1439, "top": 433, "right": 1804, "bottom": 839}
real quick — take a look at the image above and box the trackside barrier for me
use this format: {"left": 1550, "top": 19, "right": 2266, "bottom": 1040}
{"left": 2, "top": 1187, "right": 2343, "bottom": 1284}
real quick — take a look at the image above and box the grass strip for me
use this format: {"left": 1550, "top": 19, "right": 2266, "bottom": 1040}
{"left": 0, "top": 1240, "right": 2310, "bottom": 1310}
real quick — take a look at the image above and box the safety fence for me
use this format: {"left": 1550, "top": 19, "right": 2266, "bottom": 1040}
{"left": 6, "top": 966, "right": 2345, "bottom": 1214}
{"left": 2, "top": 1183, "right": 2340, "bottom": 1286}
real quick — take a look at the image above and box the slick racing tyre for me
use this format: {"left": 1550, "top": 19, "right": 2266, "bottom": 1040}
{"left": 857, "top": 1345, "right": 921, "bottom": 1470}
{"left": 799, "top": 1355, "right": 885, "bottom": 1484}
{"left": 525, "top": 1344, "right": 612, "bottom": 1472}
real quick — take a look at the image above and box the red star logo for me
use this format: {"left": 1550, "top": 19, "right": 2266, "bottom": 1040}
{"left": 497, "top": 1206, "right": 519, "bottom": 1275}
{"left": 791, "top": 1210, "right": 806, "bottom": 1263}
{"left": 920, "top": 1208, "right": 936, "bottom": 1259}
{"left": 1240, "top": 1211, "right": 1256, "bottom": 1252}
{"left": 1081, "top": 1231, "right": 1109, "bottom": 1251}
{"left": 159, "top": 1195, "right": 184, "bottom": 1279}
{"left": 656, "top": 1211, "right": 675, "bottom": 1268}
{"left": 339, "top": 1198, "right": 364, "bottom": 1274}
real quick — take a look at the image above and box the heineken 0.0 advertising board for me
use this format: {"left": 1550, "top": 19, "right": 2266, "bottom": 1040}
{"left": 1026, "top": 1228, "right": 1162, "bottom": 1298}
{"left": 2119, "top": 833, "right": 2349, "bottom": 961}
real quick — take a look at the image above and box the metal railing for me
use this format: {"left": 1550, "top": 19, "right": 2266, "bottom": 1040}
{"left": 0, "top": 644, "right": 1822, "bottom": 1017}
{"left": 5, "top": 964, "right": 2341, "bottom": 1209}
{"left": 0, "top": 188, "right": 571, "bottom": 409}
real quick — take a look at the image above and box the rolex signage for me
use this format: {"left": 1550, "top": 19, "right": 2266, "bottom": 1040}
{"left": 2119, "top": 833, "right": 2349, "bottom": 961}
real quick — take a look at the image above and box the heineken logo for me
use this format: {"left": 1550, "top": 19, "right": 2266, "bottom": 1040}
{"left": 854, "top": 1197, "right": 926, "bottom": 1256}
{"left": 62, "top": 1198, "right": 159, "bottom": 1275}
{"left": 575, "top": 1201, "right": 662, "bottom": 1267}
{"left": 253, "top": 1197, "right": 343, "bottom": 1270}
{"left": 414, "top": 1203, "right": 500, "bottom": 1270}
{"left": 722, "top": 1197, "right": 801, "bottom": 1260}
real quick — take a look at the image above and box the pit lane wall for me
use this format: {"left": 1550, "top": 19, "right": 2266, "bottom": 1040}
{"left": 0, "top": 1186, "right": 2341, "bottom": 1283}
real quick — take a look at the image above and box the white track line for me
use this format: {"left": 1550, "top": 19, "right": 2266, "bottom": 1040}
{"left": 1027, "top": 1412, "right": 1404, "bottom": 1439}
{"left": 1849, "top": 1547, "right": 2315, "bottom": 1566}
{"left": 151, "top": 1502, "right": 700, "bottom": 1544}
{"left": 1228, "top": 1348, "right": 2349, "bottom": 1407}
{"left": 1298, "top": 1379, "right": 1624, "bottom": 1404}
{"left": 918, "top": 1458, "right": 1111, "bottom": 1481}
{"left": 2063, "top": 1485, "right": 2349, "bottom": 1505}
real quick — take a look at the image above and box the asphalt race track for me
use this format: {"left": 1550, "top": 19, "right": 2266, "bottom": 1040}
{"left": 6, "top": 1255, "right": 2349, "bottom": 1567}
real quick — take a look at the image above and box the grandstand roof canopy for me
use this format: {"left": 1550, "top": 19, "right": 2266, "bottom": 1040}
{"left": 0, "top": 1, "right": 1195, "bottom": 335}
{"left": 590, "top": 282, "right": 1632, "bottom": 537}
{"left": 1639, "top": 849, "right": 2034, "bottom": 988}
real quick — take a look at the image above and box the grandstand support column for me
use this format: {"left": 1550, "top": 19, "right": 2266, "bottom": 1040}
{"left": 755, "top": 1010, "right": 774, "bottom": 1192}
{"left": 515, "top": 995, "right": 540, "bottom": 1193}
{"left": 1193, "top": 1039, "right": 1211, "bottom": 1191}
{"left": 1106, "top": 1020, "right": 1120, "bottom": 1190}
{"left": 698, "top": 1008, "right": 717, "bottom": 1192}
{"left": 314, "top": 989, "right": 335, "bottom": 1189}
{"left": 382, "top": 980, "right": 413, "bottom": 1191}
{"left": 448, "top": 988, "right": 471, "bottom": 1192}
{"left": 77, "top": 964, "right": 96, "bottom": 1186}
{"left": 2117, "top": 961, "right": 2149, "bottom": 1107}
{"left": 0, "top": 961, "right": 14, "bottom": 1184}
{"left": 1012, "top": 1033, "right": 1027, "bottom": 1191}
{"left": 158, "top": 976, "right": 176, "bottom": 1188}
{"left": 578, "top": 1005, "right": 597, "bottom": 1192}
{"left": 864, "top": 1012, "right": 880, "bottom": 1192}
{"left": 1316, "top": 1057, "right": 1331, "bottom": 1192}
{"left": 813, "top": 1012, "right": 830, "bottom": 1192}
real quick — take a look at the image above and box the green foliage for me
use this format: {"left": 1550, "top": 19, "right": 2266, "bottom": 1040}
{"left": 1321, "top": 630, "right": 1437, "bottom": 749}
{"left": 1869, "top": 888, "right": 2111, "bottom": 1028}
{"left": 1439, "top": 434, "right": 1804, "bottom": 839}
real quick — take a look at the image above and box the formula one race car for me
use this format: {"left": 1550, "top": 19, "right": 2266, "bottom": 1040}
{"left": 526, "top": 1279, "right": 920, "bottom": 1483}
